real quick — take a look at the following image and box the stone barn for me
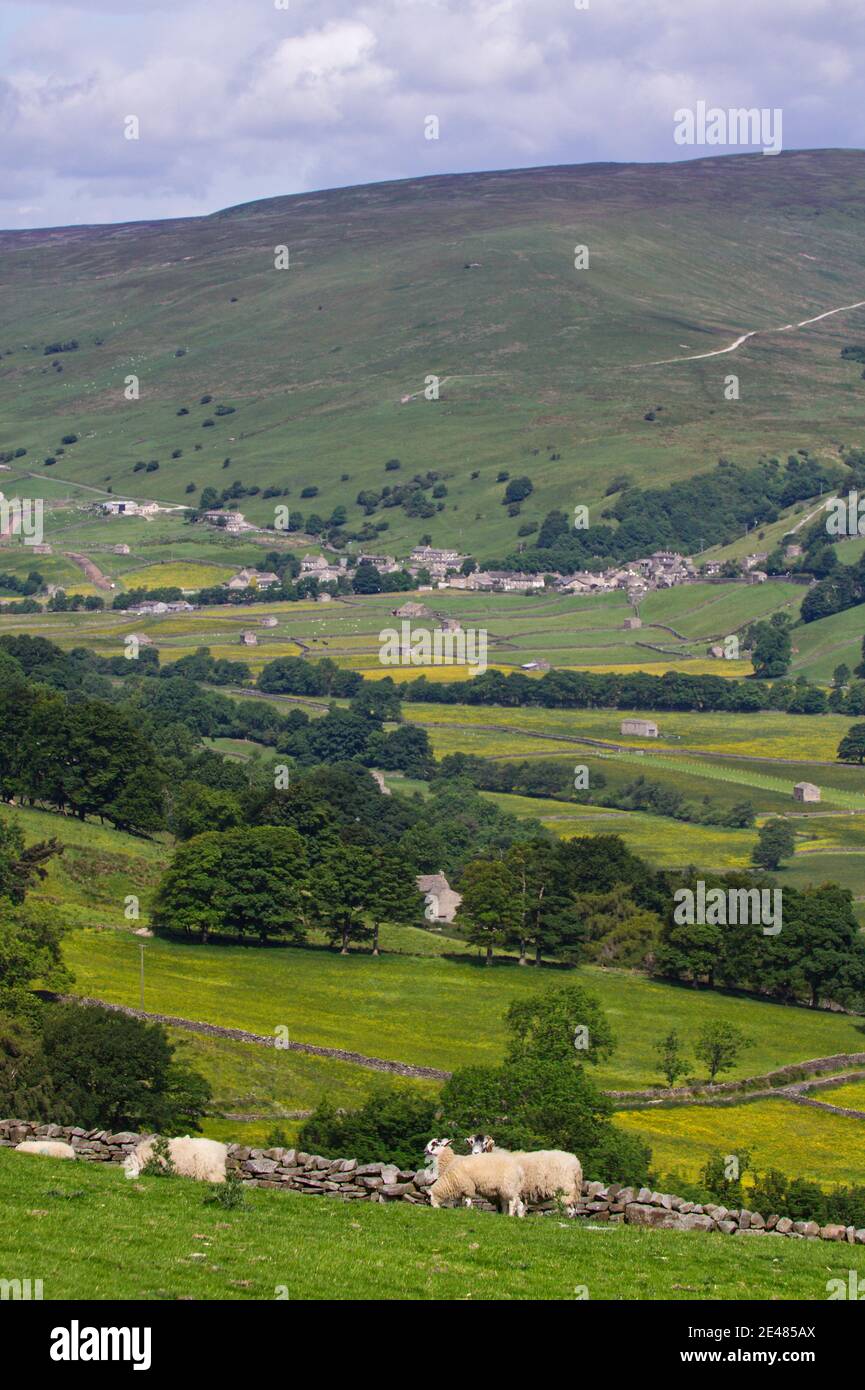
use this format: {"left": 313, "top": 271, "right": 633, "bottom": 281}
{"left": 793, "top": 782, "right": 820, "bottom": 803}
{"left": 621, "top": 718, "right": 658, "bottom": 738}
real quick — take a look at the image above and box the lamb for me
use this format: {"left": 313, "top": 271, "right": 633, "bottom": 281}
{"left": 15, "top": 1140, "right": 76, "bottom": 1160}
{"left": 123, "top": 1136, "right": 228, "bottom": 1183}
{"left": 468, "top": 1134, "right": 583, "bottom": 1214}
{"left": 426, "top": 1138, "right": 526, "bottom": 1217}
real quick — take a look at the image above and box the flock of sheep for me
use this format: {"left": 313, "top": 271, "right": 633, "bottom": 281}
{"left": 14, "top": 1133, "right": 584, "bottom": 1217}
{"left": 427, "top": 1135, "right": 583, "bottom": 1217}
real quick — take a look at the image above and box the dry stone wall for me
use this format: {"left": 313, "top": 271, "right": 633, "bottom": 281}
{"left": 3, "top": 1118, "right": 864, "bottom": 1246}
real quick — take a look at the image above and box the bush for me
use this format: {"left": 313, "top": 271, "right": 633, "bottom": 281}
{"left": 298, "top": 1088, "right": 438, "bottom": 1169}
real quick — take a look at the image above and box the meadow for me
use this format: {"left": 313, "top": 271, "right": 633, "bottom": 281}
{"left": 616, "top": 1099, "right": 865, "bottom": 1188}
{"left": 2, "top": 1148, "right": 858, "bottom": 1301}
{"left": 60, "top": 928, "right": 865, "bottom": 1094}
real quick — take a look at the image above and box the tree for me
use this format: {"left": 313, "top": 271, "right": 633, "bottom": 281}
{"left": 694, "top": 1022, "right": 753, "bottom": 1082}
{"left": 655, "top": 1029, "right": 689, "bottom": 1087}
{"left": 368, "top": 850, "right": 419, "bottom": 956}
{"left": 0, "top": 903, "right": 72, "bottom": 1020}
{"left": 455, "top": 859, "right": 520, "bottom": 965}
{"left": 298, "top": 1086, "right": 437, "bottom": 1169}
{"left": 752, "top": 818, "right": 796, "bottom": 870}
{"left": 838, "top": 723, "right": 865, "bottom": 763}
{"left": 367, "top": 724, "right": 433, "bottom": 778}
{"left": 310, "top": 843, "right": 377, "bottom": 954}
{"left": 152, "top": 826, "right": 309, "bottom": 943}
{"left": 748, "top": 621, "right": 792, "bottom": 679}
{"left": 504, "top": 839, "right": 577, "bottom": 965}
{"left": 505, "top": 982, "right": 615, "bottom": 1068}
{"left": 833, "top": 663, "right": 851, "bottom": 690}
{"left": 36, "top": 1003, "right": 211, "bottom": 1131}
{"left": 351, "top": 561, "right": 382, "bottom": 595}
{"left": 0, "top": 816, "right": 62, "bottom": 904}
{"left": 168, "top": 783, "right": 242, "bottom": 840}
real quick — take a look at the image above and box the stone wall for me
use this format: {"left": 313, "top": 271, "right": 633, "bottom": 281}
{"left": 3, "top": 1118, "right": 864, "bottom": 1246}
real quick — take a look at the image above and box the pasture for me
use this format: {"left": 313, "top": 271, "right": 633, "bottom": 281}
{"left": 1, "top": 1148, "right": 859, "bottom": 1300}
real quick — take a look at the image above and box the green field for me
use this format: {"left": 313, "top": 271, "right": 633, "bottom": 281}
{"left": 60, "top": 928, "right": 865, "bottom": 1095}
{"left": 2, "top": 1148, "right": 858, "bottom": 1301}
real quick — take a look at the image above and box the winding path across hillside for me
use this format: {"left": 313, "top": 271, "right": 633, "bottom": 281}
{"left": 644, "top": 297, "right": 865, "bottom": 366}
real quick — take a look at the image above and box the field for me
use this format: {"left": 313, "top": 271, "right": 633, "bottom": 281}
{"left": 2, "top": 1149, "right": 859, "bottom": 1301}
{"left": 60, "top": 927, "right": 865, "bottom": 1094}
{"left": 616, "top": 1100, "right": 865, "bottom": 1188}
{"left": 0, "top": 577, "right": 805, "bottom": 678}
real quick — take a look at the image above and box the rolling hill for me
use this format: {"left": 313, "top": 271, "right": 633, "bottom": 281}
{"left": 3, "top": 150, "right": 865, "bottom": 560}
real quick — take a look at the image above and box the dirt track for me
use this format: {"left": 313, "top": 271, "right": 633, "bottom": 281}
{"left": 63, "top": 551, "right": 114, "bottom": 591}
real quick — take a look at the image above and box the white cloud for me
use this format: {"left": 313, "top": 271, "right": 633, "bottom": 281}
{"left": 0, "top": 0, "right": 862, "bottom": 228}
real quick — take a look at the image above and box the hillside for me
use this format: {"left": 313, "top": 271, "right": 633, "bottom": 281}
{"left": 3, "top": 151, "right": 865, "bottom": 559}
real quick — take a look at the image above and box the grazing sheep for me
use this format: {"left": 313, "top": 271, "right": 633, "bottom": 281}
{"left": 123, "top": 1136, "right": 227, "bottom": 1183}
{"left": 426, "top": 1138, "right": 525, "bottom": 1217}
{"left": 15, "top": 1140, "right": 76, "bottom": 1160}
{"left": 468, "top": 1134, "right": 583, "bottom": 1214}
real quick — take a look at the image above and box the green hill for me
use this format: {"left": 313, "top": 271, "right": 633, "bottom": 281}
{"left": 4, "top": 150, "right": 865, "bottom": 559}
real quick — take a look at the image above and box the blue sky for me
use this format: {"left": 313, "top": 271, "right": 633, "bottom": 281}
{"left": 1, "top": 0, "right": 863, "bottom": 229}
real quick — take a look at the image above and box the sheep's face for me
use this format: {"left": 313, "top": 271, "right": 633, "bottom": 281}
{"left": 424, "top": 1138, "right": 451, "bottom": 1160}
{"left": 467, "top": 1134, "right": 495, "bottom": 1154}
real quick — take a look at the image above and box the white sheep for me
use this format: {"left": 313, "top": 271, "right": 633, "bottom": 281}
{"left": 467, "top": 1134, "right": 583, "bottom": 1214}
{"left": 426, "top": 1138, "right": 526, "bottom": 1217}
{"left": 15, "top": 1140, "right": 77, "bottom": 1160}
{"left": 123, "top": 1136, "right": 228, "bottom": 1183}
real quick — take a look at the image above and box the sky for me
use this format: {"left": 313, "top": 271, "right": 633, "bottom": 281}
{"left": 1, "top": 0, "right": 863, "bottom": 230}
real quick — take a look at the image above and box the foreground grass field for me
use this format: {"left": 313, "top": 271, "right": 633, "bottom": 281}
{"left": 2, "top": 1149, "right": 861, "bottom": 1301}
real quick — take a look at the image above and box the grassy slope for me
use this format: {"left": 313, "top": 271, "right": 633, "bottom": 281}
{"left": 4, "top": 151, "right": 865, "bottom": 563}
{"left": 61, "top": 929, "right": 865, "bottom": 1092}
{"left": 1, "top": 1149, "right": 861, "bottom": 1301}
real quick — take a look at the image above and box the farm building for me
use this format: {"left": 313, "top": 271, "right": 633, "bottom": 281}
{"left": 260, "top": 615, "right": 278, "bottom": 627}
{"left": 240, "top": 630, "right": 258, "bottom": 646}
{"left": 623, "top": 615, "right": 642, "bottom": 630}
{"left": 439, "top": 617, "right": 462, "bottom": 633}
{"left": 417, "top": 872, "right": 462, "bottom": 923}
{"left": 793, "top": 782, "right": 821, "bottom": 803}
{"left": 113, "top": 543, "right": 131, "bottom": 555}
{"left": 393, "top": 601, "right": 431, "bottom": 618}
{"left": 521, "top": 659, "right": 550, "bottom": 671}
{"left": 30, "top": 543, "right": 52, "bottom": 554}
{"left": 621, "top": 718, "right": 658, "bottom": 738}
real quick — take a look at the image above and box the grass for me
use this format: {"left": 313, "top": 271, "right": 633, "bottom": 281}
{"left": 1, "top": 1148, "right": 861, "bottom": 1301}
{"left": 61, "top": 928, "right": 865, "bottom": 1090}
{"left": 169, "top": 1031, "right": 436, "bottom": 1148}
{"left": 617, "top": 1099, "right": 865, "bottom": 1188}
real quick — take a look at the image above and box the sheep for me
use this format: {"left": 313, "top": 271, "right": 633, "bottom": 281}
{"left": 426, "top": 1138, "right": 526, "bottom": 1217}
{"left": 467, "top": 1134, "right": 583, "bottom": 1215}
{"left": 15, "top": 1140, "right": 76, "bottom": 1160}
{"left": 123, "top": 1136, "right": 228, "bottom": 1183}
